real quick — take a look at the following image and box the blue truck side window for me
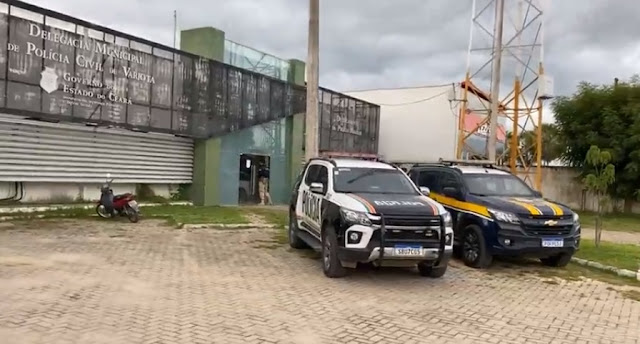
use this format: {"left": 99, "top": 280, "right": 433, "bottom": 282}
{"left": 418, "top": 170, "right": 440, "bottom": 192}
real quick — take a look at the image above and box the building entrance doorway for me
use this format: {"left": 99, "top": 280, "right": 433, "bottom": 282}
{"left": 238, "top": 154, "right": 270, "bottom": 204}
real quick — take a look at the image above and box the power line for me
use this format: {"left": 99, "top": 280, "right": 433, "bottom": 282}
{"left": 374, "top": 89, "right": 452, "bottom": 107}
{"left": 343, "top": 83, "right": 457, "bottom": 93}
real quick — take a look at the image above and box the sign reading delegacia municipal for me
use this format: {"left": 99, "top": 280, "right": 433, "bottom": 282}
{"left": 7, "top": 22, "right": 158, "bottom": 108}
{"left": 1, "top": 6, "right": 193, "bottom": 132}
{"left": 28, "top": 24, "right": 148, "bottom": 69}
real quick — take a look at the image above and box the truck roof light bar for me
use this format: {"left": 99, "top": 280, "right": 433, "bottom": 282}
{"left": 438, "top": 158, "right": 497, "bottom": 168}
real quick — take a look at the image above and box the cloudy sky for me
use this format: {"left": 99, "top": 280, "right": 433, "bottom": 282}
{"left": 26, "top": 0, "right": 640, "bottom": 99}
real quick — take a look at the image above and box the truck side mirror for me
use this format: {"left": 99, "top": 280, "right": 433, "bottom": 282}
{"left": 442, "top": 186, "right": 461, "bottom": 200}
{"left": 419, "top": 186, "right": 431, "bottom": 196}
{"left": 309, "top": 182, "right": 324, "bottom": 194}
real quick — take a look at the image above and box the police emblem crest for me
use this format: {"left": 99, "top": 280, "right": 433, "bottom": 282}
{"left": 40, "top": 67, "right": 59, "bottom": 94}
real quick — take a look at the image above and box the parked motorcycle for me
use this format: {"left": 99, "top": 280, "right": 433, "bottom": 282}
{"left": 96, "top": 174, "right": 140, "bottom": 223}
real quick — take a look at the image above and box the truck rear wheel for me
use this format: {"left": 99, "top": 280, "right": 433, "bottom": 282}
{"left": 322, "top": 226, "right": 347, "bottom": 278}
{"left": 418, "top": 262, "right": 447, "bottom": 278}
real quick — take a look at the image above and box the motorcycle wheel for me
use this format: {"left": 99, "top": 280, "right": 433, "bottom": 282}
{"left": 96, "top": 204, "right": 112, "bottom": 218}
{"left": 126, "top": 205, "right": 140, "bottom": 223}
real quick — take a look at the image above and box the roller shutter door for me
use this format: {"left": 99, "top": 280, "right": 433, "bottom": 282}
{"left": 0, "top": 114, "right": 193, "bottom": 183}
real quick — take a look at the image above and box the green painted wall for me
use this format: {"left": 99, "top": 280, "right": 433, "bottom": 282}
{"left": 288, "top": 59, "right": 306, "bottom": 85}
{"left": 180, "top": 27, "right": 225, "bottom": 62}
{"left": 290, "top": 113, "right": 305, "bottom": 181}
{"left": 180, "top": 27, "right": 306, "bottom": 204}
{"left": 181, "top": 27, "right": 225, "bottom": 205}
{"left": 191, "top": 138, "right": 222, "bottom": 205}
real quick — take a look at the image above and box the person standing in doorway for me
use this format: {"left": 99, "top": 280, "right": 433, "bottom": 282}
{"left": 258, "top": 162, "right": 272, "bottom": 205}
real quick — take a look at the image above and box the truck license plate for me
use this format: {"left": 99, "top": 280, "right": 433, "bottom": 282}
{"left": 394, "top": 245, "right": 423, "bottom": 256}
{"left": 541, "top": 238, "right": 563, "bottom": 248}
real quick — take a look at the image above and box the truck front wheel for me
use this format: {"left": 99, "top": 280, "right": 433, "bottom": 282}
{"left": 540, "top": 252, "right": 572, "bottom": 267}
{"left": 288, "top": 210, "right": 307, "bottom": 249}
{"left": 418, "top": 262, "right": 447, "bottom": 278}
{"left": 322, "top": 226, "right": 347, "bottom": 278}
{"left": 461, "top": 224, "right": 493, "bottom": 268}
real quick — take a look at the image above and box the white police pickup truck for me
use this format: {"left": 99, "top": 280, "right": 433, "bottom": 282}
{"left": 288, "top": 157, "right": 454, "bottom": 278}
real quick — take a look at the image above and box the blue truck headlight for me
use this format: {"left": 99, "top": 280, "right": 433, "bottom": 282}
{"left": 445, "top": 233, "right": 453, "bottom": 246}
{"left": 442, "top": 211, "right": 452, "bottom": 228}
{"left": 488, "top": 209, "right": 520, "bottom": 224}
{"left": 340, "top": 208, "right": 372, "bottom": 226}
{"left": 573, "top": 212, "right": 580, "bottom": 223}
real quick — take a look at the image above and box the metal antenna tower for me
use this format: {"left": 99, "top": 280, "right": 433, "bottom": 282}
{"left": 457, "top": 0, "right": 552, "bottom": 191}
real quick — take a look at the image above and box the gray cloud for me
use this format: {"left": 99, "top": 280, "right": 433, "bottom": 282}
{"left": 27, "top": 0, "right": 640, "bottom": 98}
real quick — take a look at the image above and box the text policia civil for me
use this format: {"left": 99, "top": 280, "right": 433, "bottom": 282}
{"left": 6, "top": 22, "right": 156, "bottom": 105}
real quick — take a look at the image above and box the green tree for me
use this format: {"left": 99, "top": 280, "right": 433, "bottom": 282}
{"left": 501, "top": 123, "right": 563, "bottom": 166}
{"left": 553, "top": 75, "right": 640, "bottom": 211}
{"left": 582, "top": 145, "right": 615, "bottom": 247}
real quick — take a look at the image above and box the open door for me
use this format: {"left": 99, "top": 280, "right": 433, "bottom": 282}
{"left": 238, "top": 154, "right": 270, "bottom": 204}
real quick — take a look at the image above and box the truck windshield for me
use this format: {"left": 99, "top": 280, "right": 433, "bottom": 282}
{"left": 333, "top": 168, "right": 418, "bottom": 194}
{"left": 463, "top": 173, "right": 536, "bottom": 197}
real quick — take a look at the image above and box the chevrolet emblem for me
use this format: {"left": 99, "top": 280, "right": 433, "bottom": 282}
{"left": 544, "top": 220, "right": 558, "bottom": 226}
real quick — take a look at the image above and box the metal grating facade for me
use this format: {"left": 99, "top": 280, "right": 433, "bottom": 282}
{"left": 0, "top": 114, "right": 193, "bottom": 183}
{"left": 0, "top": 0, "right": 381, "bottom": 189}
{"left": 0, "top": 0, "right": 379, "bottom": 148}
{"left": 319, "top": 90, "right": 380, "bottom": 155}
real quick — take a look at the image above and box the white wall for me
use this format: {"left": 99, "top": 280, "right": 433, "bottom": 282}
{"left": 0, "top": 182, "right": 178, "bottom": 203}
{"left": 346, "top": 85, "right": 458, "bottom": 163}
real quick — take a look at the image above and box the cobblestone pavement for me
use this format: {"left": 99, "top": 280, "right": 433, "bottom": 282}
{"left": 1, "top": 219, "right": 639, "bottom": 344}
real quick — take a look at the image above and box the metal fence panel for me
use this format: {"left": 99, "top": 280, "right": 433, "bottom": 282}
{"left": 318, "top": 88, "right": 379, "bottom": 156}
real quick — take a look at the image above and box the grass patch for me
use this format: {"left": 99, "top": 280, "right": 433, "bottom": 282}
{"left": 245, "top": 207, "right": 288, "bottom": 227}
{"left": 242, "top": 208, "right": 319, "bottom": 258}
{"left": 536, "top": 263, "right": 640, "bottom": 286}
{"left": 2, "top": 205, "right": 248, "bottom": 226}
{"left": 244, "top": 207, "right": 289, "bottom": 244}
{"left": 272, "top": 220, "right": 291, "bottom": 245}
{"left": 253, "top": 243, "right": 281, "bottom": 250}
{"left": 143, "top": 206, "right": 247, "bottom": 225}
{"left": 489, "top": 258, "right": 640, "bottom": 287}
{"left": 2, "top": 207, "right": 94, "bottom": 219}
{"left": 2, "top": 205, "right": 293, "bottom": 228}
{"left": 621, "top": 290, "right": 640, "bottom": 302}
{"left": 575, "top": 239, "right": 640, "bottom": 271}
{"left": 578, "top": 211, "right": 640, "bottom": 233}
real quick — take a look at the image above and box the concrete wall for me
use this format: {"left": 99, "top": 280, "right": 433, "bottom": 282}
{"left": 519, "top": 167, "right": 640, "bottom": 213}
{"left": 529, "top": 167, "right": 584, "bottom": 209}
{"left": 0, "top": 182, "right": 176, "bottom": 203}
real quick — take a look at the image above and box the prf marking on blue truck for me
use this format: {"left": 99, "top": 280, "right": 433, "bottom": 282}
{"left": 302, "top": 190, "right": 322, "bottom": 225}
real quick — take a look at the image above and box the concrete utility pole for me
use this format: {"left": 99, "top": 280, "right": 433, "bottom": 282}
{"left": 304, "top": 0, "right": 320, "bottom": 161}
{"left": 487, "top": 0, "right": 505, "bottom": 161}
{"left": 173, "top": 10, "right": 177, "bottom": 49}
